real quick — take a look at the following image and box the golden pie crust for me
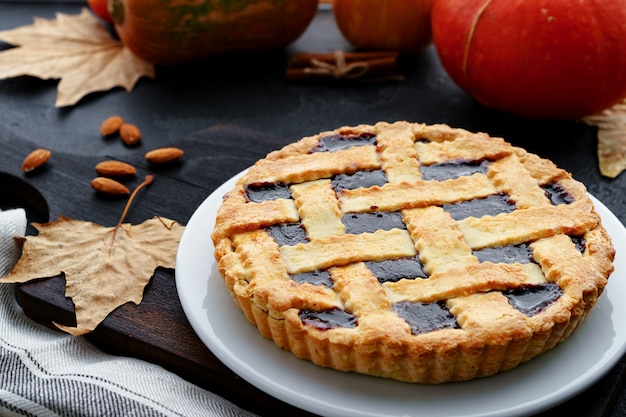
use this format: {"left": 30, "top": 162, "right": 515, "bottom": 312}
{"left": 211, "top": 121, "right": 615, "bottom": 383}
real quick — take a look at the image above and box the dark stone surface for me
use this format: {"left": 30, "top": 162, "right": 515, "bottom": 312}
{"left": 1, "top": 3, "right": 625, "bottom": 416}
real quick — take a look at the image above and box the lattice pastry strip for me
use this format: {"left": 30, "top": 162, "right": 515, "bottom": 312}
{"left": 458, "top": 199, "right": 600, "bottom": 249}
{"left": 411, "top": 122, "right": 479, "bottom": 143}
{"left": 402, "top": 206, "right": 477, "bottom": 273}
{"left": 331, "top": 262, "right": 393, "bottom": 316}
{"left": 385, "top": 263, "right": 532, "bottom": 304}
{"left": 514, "top": 147, "right": 568, "bottom": 184}
{"left": 212, "top": 197, "right": 299, "bottom": 241}
{"left": 376, "top": 123, "right": 422, "bottom": 184}
{"left": 289, "top": 179, "right": 344, "bottom": 239}
{"left": 280, "top": 229, "right": 417, "bottom": 274}
{"left": 228, "top": 230, "right": 342, "bottom": 318}
{"left": 583, "top": 226, "right": 616, "bottom": 275}
{"left": 246, "top": 144, "right": 380, "bottom": 184}
{"left": 414, "top": 131, "right": 512, "bottom": 164}
{"left": 211, "top": 121, "right": 615, "bottom": 384}
{"left": 448, "top": 292, "right": 532, "bottom": 336}
{"left": 338, "top": 174, "right": 498, "bottom": 214}
{"left": 488, "top": 154, "right": 554, "bottom": 209}
{"left": 530, "top": 234, "right": 609, "bottom": 300}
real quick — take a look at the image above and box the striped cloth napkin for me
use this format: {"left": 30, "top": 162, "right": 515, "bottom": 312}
{"left": 0, "top": 208, "right": 257, "bottom": 417}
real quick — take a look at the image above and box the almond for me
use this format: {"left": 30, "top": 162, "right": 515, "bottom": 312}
{"left": 22, "top": 148, "right": 51, "bottom": 173}
{"left": 100, "top": 116, "right": 125, "bottom": 136}
{"left": 119, "top": 123, "right": 142, "bottom": 146}
{"left": 94, "top": 160, "right": 137, "bottom": 177}
{"left": 145, "top": 147, "right": 184, "bottom": 165}
{"left": 91, "top": 177, "right": 129, "bottom": 195}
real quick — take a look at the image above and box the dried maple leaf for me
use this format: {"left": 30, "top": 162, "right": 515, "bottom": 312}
{"left": 0, "top": 8, "right": 154, "bottom": 107}
{"left": 582, "top": 98, "right": 626, "bottom": 178}
{"left": 1, "top": 177, "right": 184, "bottom": 336}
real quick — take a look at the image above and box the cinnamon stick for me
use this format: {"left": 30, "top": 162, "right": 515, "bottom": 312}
{"left": 286, "top": 50, "right": 403, "bottom": 82}
{"left": 288, "top": 51, "right": 400, "bottom": 68}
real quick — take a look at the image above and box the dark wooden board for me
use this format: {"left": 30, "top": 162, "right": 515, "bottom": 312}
{"left": 0, "top": 123, "right": 317, "bottom": 417}
{"left": 1, "top": 123, "right": 626, "bottom": 417}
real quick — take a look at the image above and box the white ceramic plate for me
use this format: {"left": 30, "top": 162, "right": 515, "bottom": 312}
{"left": 176, "top": 170, "right": 626, "bottom": 417}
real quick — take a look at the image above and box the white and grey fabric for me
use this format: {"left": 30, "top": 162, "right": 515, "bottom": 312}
{"left": 0, "top": 209, "right": 257, "bottom": 417}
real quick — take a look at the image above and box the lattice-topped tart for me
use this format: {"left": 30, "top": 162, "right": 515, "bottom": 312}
{"left": 211, "top": 121, "right": 615, "bottom": 383}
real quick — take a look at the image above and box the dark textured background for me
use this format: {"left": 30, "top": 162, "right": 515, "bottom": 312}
{"left": 1, "top": 3, "right": 625, "bottom": 416}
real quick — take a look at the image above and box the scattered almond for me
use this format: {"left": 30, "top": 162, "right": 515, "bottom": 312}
{"left": 100, "top": 116, "right": 125, "bottom": 136}
{"left": 94, "top": 160, "right": 137, "bottom": 177}
{"left": 119, "top": 123, "right": 142, "bottom": 146}
{"left": 91, "top": 177, "right": 130, "bottom": 195}
{"left": 145, "top": 147, "right": 184, "bottom": 165}
{"left": 22, "top": 148, "right": 51, "bottom": 173}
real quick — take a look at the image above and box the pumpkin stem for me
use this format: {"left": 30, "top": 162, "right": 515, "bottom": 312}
{"left": 463, "top": 0, "right": 493, "bottom": 75}
{"left": 108, "top": 0, "right": 124, "bottom": 25}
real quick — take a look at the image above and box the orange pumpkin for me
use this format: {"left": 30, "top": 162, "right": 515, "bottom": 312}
{"left": 88, "top": 0, "right": 114, "bottom": 23}
{"left": 332, "top": 0, "right": 434, "bottom": 54}
{"left": 109, "top": 0, "right": 319, "bottom": 65}
{"left": 432, "top": 0, "right": 626, "bottom": 119}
